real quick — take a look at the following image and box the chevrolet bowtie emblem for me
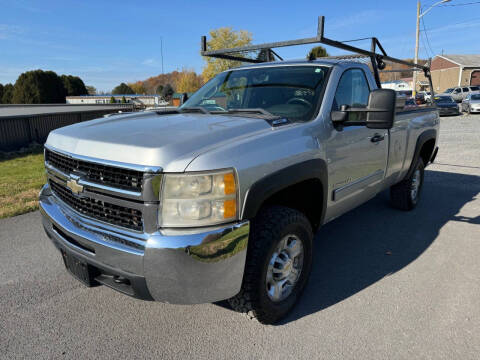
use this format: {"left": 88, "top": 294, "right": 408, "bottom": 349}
{"left": 66, "top": 178, "right": 84, "bottom": 195}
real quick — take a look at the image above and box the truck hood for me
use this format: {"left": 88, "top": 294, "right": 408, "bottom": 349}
{"left": 46, "top": 112, "right": 271, "bottom": 172}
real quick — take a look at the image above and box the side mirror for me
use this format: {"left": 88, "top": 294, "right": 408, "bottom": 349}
{"left": 366, "top": 89, "right": 396, "bottom": 129}
{"left": 330, "top": 89, "right": 395, "bottom": 129}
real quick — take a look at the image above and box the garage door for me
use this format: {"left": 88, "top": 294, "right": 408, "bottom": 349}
{"left": 472, "top": 70, "right": 480, "bottom": 86}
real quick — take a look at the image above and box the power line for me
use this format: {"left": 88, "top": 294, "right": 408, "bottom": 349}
{"left": 440, "top": 1, "right": 480, "bottom": 6}
{"left": 421, "top": 16, "right": 436, "bottom": 58}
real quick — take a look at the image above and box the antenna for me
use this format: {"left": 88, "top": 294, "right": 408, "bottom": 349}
{"left": 160, "top": 37, "right": 164, "bottom": 75}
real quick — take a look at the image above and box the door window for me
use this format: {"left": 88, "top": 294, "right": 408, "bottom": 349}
{"left": 462, "top": 87, "right": 469, "bottom": 92}
{"left": 333, "top": 68, "right": 370, "bottom": 122}
{"left": 454, "top": 88, "right": 461, "bottom": 94}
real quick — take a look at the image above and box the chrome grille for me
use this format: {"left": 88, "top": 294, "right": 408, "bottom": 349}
{"left": 49, "top": 181, "right": 143, "bottom": 231}
{"left": 45, "top": 149, "right": 143, "bottom": 191}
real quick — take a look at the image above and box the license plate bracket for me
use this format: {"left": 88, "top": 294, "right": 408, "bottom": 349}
{"left": 61, "top": 250, "right": 97, "bottom": 286}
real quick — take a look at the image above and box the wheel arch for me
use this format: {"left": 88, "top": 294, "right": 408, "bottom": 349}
{"left": 406, "top": 129, "right": 437, "bottom": 179}
{"left": 241, "top": 159, "right": 328, "bottom": 231}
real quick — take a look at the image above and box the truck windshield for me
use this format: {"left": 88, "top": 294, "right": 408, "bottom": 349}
{"left": 181, "top": 65, "right": 330, "bottom": 121}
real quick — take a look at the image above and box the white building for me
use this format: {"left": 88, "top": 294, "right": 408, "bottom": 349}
{"left": 66, "top": 95, "right": 168, "bottom": 107}
{"left": 381, "top": 80, "right": 413, "bottom": 92}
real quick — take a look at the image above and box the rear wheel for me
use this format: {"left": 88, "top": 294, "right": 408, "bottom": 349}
{"left": 228, "top": 206, "right": 313, "bottom": 324}
{"left": 390, "top": 158, "right": 425, "bottom": 211}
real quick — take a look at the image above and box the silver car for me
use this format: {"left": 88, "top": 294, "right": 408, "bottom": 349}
{"left": 444, "top": 86, "right": 480, "bottom": 102}
{"left": 461, "top": 92, "right": 480, "bottom": 113}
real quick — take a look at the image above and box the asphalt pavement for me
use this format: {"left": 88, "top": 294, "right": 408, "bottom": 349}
{"left": 1, "top": 113, "right": 479, "bottom": 359}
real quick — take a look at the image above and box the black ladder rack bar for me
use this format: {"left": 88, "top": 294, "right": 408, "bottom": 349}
{"left": 200, "top": 16, "right": 433, "bottom": 91}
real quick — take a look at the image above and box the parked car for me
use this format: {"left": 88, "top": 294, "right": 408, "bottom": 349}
{"left": 39, "top": 22, "right": 440, "bottom": 324}
{"left": 415, "top": 92, "right": 426, "bottom": 105}
{"left": 434, "top": 95, "right": 460, "bottom": 116}
{"left": 443, "top": 86, "right": 480, "bottom": 103}
{"left": 461, "top": 92, "right": 480, "bottom": 114}
{"left": 419, "top": 91, "right": 432, "bottom": 102}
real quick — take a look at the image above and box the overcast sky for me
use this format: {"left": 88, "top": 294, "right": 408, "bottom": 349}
{"left": 1, "top": 0, "right": 479, "bottom": 91}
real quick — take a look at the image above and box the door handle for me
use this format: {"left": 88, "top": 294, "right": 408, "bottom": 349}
{"left": 370, "top": 134, "right": 385, "bottom": 143}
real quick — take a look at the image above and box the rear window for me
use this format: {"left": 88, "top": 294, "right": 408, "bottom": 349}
{"left": 470, "top": 86, "right": 480, "bottom": 91}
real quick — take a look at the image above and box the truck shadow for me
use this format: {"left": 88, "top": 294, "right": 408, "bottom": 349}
{"left": 215, "top": 169, "right": 480, "bottom": 324}
{"left": 278, "top": 169, "right": 480, "bottom": 324}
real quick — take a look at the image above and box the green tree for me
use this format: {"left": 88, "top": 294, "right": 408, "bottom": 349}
{"left": 161, "top": 83, "right": 174, "bottom": 101}
{"left": 2, "top": 84, "right": 14, "bottom": 104}
{"left": 109, "top": 96, "right": 116, "bottom": 103}
{"left": 155, "top": 84, "right": 164, "bottom": 95}
{"left": 112, "top": 83, "right": 134, "bottom": 95}
{"left": 307, "top": 46, "right": 329, "bottom": 59}
{"left": 12, "top": 70, "right": 66, "bottom": 104}
{"left": 0, "top": 84, "right": 3, "bottom": 104}
{"left": 61, "top": 75, "right": 88, "bottom": 96}
{"left": 86, "top": 85, "right": 96, "bottom": 95}
{"left": 121, "top": 96, "right": 127, "bottom": 103}
{"left": 202, "top": 27, "right": 252, "bottom": 82}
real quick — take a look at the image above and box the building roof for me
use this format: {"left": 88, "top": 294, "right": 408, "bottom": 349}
{"left": 0, "top": 104, "right": 131, "bottom": 118}
{"left": 437, "top": 55, "right": 480, "bottom": 68}
{"left": 66, "top": 95, "right": 160, "bottom": 99}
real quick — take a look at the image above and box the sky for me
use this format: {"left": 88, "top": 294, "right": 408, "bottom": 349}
{"left": 1, "top": 0, "right": 479, "bottom": 92}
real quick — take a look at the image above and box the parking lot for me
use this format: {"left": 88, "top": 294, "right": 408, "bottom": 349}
{"left": 1, "top": 113, "right": 479, "bottom": 359}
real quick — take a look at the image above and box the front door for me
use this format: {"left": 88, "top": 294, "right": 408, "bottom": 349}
{"left": 324, "top": 68, "right": 388, "bottom": 222}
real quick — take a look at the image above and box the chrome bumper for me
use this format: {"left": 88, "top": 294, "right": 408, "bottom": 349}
{"left": 39, "top": 184, "right": 249, "bottom": 304}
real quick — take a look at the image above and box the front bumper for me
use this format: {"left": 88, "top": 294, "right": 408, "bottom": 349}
{"left": 438, "top": 107, "right": 459, "bottom": 116}
{"left": 39, "top": 184, "right": 249, "bottom": 304}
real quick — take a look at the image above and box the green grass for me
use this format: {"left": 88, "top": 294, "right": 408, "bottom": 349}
{"left": 0, "top": 150, "right": 46, "bottom": 218}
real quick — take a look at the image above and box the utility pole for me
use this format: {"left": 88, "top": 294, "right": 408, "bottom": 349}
{"left": 413, "top": 1, "right": 421, "bottom": 97}
{"left": 412, "top": 0, "right": 450, "bottom": 97}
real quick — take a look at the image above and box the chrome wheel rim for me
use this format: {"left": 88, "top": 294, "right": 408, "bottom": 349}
{"left": 266, "top": 235, "right": 304, "bottom": 302}
{"left": 411, "top": 169, "right": 421, "bottom": 201}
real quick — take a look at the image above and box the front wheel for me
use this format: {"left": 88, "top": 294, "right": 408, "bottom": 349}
{"left": 228, "top": 206, "right": 313, "bottom": 324}
{"left": 390, "top": 158, "right": 425, "bottom": 211}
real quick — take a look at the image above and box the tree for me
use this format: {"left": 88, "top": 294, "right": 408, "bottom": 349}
{"left": 112, "top": 83, "right": 134, "bottom": 95}
{"left": 121, "top": 96, "right": 127, "bottom": 103}
{"left": 155, "top": 84, "right": 164, "bottom": 95}
{"left": 128, "top": 82, "right": 147, "bottom": 94}
{"left": 110, "top": 96, "right": 116, "bottom": 103}
{"left": 12, "top": 70, "right": 66, "bottom": 104}
{"left": 307, "top": 46, "right": 329, "bottom": 59}
{"left": 0, "top": 84, "right": 3, "bottom": 104}
{"left": 202, "top": 27, "right": 252, "bottom": 82}
{"left": 2, "top": 84, "right": 14, "bottom": 104}
{"left": 86, "top": 85, "right": 96, "bottom": 95}
{"left": 161, "top": 84, "right": 174, "bottom": 101}
{"left": 175, "top": 68, "right": 203, "bottom": 93}
{"left": 61, "top": 75, "right": 88, "bottom": 96}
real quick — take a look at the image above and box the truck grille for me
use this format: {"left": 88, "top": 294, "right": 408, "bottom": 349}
{"left": 49, "top": 181, "right": 143, "bottom": 231}
{"left": 45, "top": 149, "right": 143, "bottom": 192}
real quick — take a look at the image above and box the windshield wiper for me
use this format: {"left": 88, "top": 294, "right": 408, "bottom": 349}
{"left": 226, "top": 108, "right": 276, "bottom": 117}
{"left": 180, "top": 107, "right": 210, "bottom": 114}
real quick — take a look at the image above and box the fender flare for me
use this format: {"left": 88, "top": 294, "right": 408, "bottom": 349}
{"left": 406, "top": 129, "right": 437, "bottom": 178}
{"left": 241, "top": 159, "right": 328, "bottom": 226}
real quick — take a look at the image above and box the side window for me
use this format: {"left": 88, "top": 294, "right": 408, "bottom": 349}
{"left": 333, "top": 68, "right": 370, "bottom": 122}
{"left": 454, "top": 88, "right": 461, "bottom": 94}
{"left": 462, "top": 87, "right": 469, "bottom": 92}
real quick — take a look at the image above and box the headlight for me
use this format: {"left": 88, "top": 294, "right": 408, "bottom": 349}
{"left": 159, "top": 169, "right": 237, "bottom": 227}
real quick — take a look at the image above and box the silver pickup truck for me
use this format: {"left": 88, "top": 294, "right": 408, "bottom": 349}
{"left": 39, "top": 21, "right": 440, "bottom": 324}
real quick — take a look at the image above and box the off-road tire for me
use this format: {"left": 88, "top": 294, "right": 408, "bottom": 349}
{"left": 390, "top": 158, "right": 425, "bottom": 211}
{"left": 228, "top": 206, "right": 313, "bottom": 324}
